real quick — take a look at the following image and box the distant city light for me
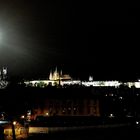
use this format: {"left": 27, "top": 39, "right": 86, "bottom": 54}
{"left": 109, "top": 114, "right": 114, "bottom": 118}
{"left": 24, "top": 79, "right": 140, "bottom": 88}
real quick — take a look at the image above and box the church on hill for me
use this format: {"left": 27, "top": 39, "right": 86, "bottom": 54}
{"left": 49, "top": 67, "right": 72, "bottom": 81}
{"left": 24, "top": 67, "right": 140, "bottom": 88}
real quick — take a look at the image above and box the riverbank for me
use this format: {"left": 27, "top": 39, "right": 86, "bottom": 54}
{"left": 27, "top": 124, "right": 139, "bottom": 140}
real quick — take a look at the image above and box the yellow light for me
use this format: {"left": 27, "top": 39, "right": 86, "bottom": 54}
{"left": 46, "top": 112, "right": 49, "bottom": 116}
{"left": 13, "top": 121, "right": 16, "bottom": 125}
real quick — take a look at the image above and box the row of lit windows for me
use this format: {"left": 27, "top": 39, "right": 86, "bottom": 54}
{"left": 47, "top": 100, "right": 98, "bottom": 107}
{"left": 48, "top": 106, "right": 98, "bottom": 115}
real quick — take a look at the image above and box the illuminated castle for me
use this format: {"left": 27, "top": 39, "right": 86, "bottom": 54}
{"left": 49, "top": 67, "right": 72, "bottom": 81}
{"left": 24, "top": 67, "right": 140, "bottom": 88}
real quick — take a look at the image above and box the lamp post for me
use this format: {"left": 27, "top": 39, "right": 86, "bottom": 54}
{"left": 9, "top": 117, "right": 16, "bottom": 140}
{"left": 12, "top": 121, "right": 16, "bottom": 140}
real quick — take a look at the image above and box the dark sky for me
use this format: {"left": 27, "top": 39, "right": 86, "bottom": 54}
{"left": 0, "top": 1, "right": 139, "bottom": 80}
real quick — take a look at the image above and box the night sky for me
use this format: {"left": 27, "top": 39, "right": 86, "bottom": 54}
{"left": 0, "top": 1, "right": 139, "bottom": 81}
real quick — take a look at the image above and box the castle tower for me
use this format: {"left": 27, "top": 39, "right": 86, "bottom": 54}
{"left": 53, "top": 67, "right": 59, "bottom": 80}
{"left": 55, "top": 67, "right": 57, "bottom": 74}
{"left": 89, "top": 76, "right": 93, "bottom": 81}
{"left": 49, "top": 70, "right": 53, "bottom": 80}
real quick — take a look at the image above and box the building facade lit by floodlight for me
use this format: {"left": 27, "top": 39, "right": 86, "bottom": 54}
{"left": 23, "top": 67, "right": 140, "bottom": 88}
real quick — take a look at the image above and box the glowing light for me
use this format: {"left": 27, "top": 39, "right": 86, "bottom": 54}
{"left": 27, "top": 110, "right": 31, "bottom": 115}
{"left": 13, "top": 121, "right": 17, "bottom": 125}
{"left": 73, "top": 108, "right": 76, "bottom": 110}
{"left": 0, "top": 121, "right": 10, "bottom": 124}
{"left": 21, "top": 115, "right": 25, "bottom": 119}
{"left": 109, "top": 114, "right": 114, "bottom": 118}
{"left": 119, "top": 96, "right": 123, "bottom": 100}
{"left": 89, "top": 76, "right": 93, "bottom": 81}
{"left": 46, "top": 112, "right": 49, "bottom": 116}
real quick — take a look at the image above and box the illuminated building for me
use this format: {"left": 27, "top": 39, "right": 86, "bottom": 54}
{"left": 29, "top": 89, "right": 100, "bottom": 120}
{"left": 24, "top": 77, "right": 140, "bottom": 89}
{"left": 32, "top": 98, "right": 100, "bottom": 119}
{"left": 49, "top": 67, "right": 72, "bottom": 81}
{"left": 24, "top": 67, "right": 74, "bottom": 87}
{"left": 23, "top": 67, "right": 140, "bottom": 88}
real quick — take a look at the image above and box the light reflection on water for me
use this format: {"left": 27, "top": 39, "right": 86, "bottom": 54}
{"left": 27, "top": 127, "right": 138, "bottom": 140}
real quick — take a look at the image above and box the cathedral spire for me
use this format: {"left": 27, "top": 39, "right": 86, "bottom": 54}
{"left": 55, "top": 66, "right": 57, "bottom": 74}
{"left": 49, "top": 70, "right": 52, "bottom": 80}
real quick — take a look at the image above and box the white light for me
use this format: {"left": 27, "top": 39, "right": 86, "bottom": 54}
{"left": 119, "top": 96, "right": 123, "bottom": 100}
{"left": 136, "top": 121, "right": 139, "bottom": 125}
{"left": 28, "top": 112, "right": 31, "bottom": 115}
{"left": 89, "top": 76, "right": 93, "bottom": 81}
{"left": 109, "top": 114, "right": 114, "bottom": 117}
{"left": 27, "top": 110, "right": 31, "bottom": 115}
{"left": 21, "top": 115, "right": 25, "bottom": 119}
{"left": 0, "top": 121, "right": 9, "bottom": 124}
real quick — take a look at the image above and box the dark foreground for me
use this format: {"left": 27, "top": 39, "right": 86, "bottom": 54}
{"left": 27, "top": 126, "right": 140, "bottom": 140}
